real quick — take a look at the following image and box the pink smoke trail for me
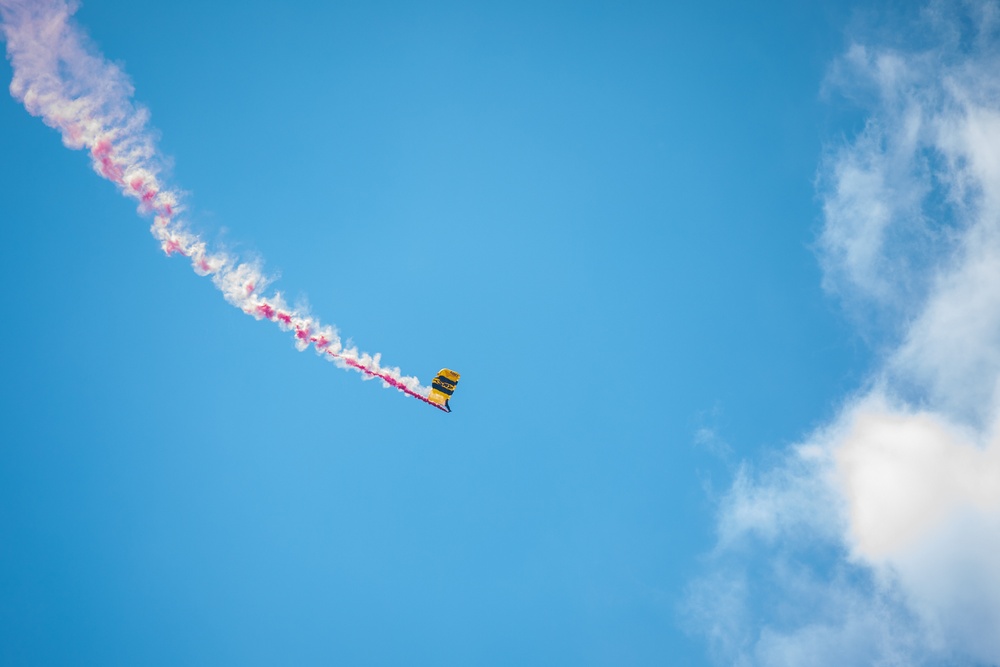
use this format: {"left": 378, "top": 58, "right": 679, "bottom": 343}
{"left": 0, "top": 0, "right": 445, "bottom": 412}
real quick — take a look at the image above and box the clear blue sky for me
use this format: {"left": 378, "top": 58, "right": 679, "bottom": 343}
{"left": 1, "top": 1, "right": 882, "bottom": 664}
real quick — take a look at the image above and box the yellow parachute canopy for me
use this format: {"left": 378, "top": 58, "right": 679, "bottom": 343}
{"left": 428, "top": 368, "right": 460, "bottom": 412}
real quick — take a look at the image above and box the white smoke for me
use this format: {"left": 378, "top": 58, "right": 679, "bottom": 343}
{"left": 0, "top": 0, "right": 429, "bottom": 400}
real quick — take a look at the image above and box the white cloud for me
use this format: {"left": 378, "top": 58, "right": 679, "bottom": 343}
{"left": 835, "top": 397, "right": 1000, "bottom": 562}
{"left": 686, "top": 2, "right": 1000, "bottom": 665}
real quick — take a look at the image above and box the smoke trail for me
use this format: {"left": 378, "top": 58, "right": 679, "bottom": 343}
{"left": 0, "top": 0, "right": 444, "bottom": 411}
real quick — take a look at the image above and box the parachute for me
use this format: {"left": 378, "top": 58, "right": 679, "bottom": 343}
{"left": 428, "top": 369, "right": 460, "bottom": 412}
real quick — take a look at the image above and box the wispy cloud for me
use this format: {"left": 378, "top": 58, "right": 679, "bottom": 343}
{"left": 686, "top": 2, "right": 1000, "bottom": 664}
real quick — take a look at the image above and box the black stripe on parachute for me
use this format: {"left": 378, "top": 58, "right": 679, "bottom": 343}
{"left": 432, "top": 379, "right": 455, "bottom": 395}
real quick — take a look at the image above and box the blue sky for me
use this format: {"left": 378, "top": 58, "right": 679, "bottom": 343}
{"left": 4, "top": 1, "right": 998, "bottom": 665}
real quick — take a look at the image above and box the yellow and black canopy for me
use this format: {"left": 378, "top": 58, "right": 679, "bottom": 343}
{"left": 428, "top": 369, "right": 460, "bottom": 412}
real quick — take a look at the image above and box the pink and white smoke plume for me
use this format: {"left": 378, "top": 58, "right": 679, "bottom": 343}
{"left": 0, "top": 0, "right": 445, "bottom": 411}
